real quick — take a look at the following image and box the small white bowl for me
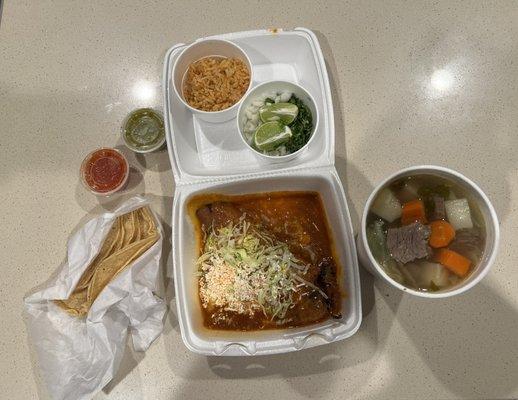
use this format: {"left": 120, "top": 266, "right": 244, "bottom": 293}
{"left": 172, "top": 39, "right": 253, "bottom": 123}
{"left": 237, "top": 80, "right": 319, "bottom": 163}
{"left": 356, "top": 165, "right": 500, "bottom": 298}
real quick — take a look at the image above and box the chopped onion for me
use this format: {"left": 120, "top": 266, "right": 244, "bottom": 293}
{"left": 280, "top": 91, "right": 292, "bottom": 102}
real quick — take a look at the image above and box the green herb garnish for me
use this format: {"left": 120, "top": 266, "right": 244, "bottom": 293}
{"left": 286, "top": 95, "right": 313, "bottom": 153}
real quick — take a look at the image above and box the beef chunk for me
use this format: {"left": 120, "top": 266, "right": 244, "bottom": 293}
{"left": 386, "top": 222, "right": 431, "bottom": 264}
{"left": 286, "top": 290, "right": 329, "bottom": 325}
{"left": 196, "top": 202, "right": 243, "bottom": 230}
{"left": 211, "top": 202, "right": 243, "bottom": 228}
{"left": 431, "top": 195, "right": 446, "bottom": 220}
{"left": 196, "top": 205, "right": 214, "bottom": 229}
{"left": 449, "top": 228, "right": 483, "bottom": 254}
{"left": 316, "top": 257, "right": 342, "bottom": 318}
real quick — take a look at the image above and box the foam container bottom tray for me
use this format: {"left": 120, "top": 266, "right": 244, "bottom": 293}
{"left": 173, "top": 169, "right": 361, "bottom": 355}
{"left": 164, "top": 28, "right": 362, "bottom": 355}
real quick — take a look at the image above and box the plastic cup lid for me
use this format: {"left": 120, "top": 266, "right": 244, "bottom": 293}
{"left": 122, "top": 108, "right": 165, "bottom": 153}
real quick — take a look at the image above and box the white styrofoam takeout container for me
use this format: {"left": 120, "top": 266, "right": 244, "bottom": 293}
{"left": 163, "top": 28, "right": 362, "bottom": 356}
{"left": 356, "top": 165, "right": 500, "bottom": 298}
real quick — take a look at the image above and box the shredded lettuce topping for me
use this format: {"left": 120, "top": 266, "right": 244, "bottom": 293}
{"left": 197, "top": 215, "right": 320, "bottom": 320}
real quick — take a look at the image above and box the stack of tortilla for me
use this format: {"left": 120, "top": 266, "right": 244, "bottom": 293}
{"left": 56, "top": 206, "right": 159, "bottom": 316}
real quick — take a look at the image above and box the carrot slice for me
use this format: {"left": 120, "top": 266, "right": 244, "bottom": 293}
{"left": 434, "top": 249, "right": 471, "bottom": 277}
{"left": 401, "top": 199, "right": 427, "bottom": 225}
{"left": 429, "top": 220, "right": 456, "bottom": 248}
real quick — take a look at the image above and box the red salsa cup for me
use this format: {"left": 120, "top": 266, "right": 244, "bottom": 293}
{"left": 80, "top": 148, "right": 129, "bottom": 195}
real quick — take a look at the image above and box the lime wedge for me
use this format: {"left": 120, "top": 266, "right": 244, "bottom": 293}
{"left": 254, "top": 121, "right": 292, "bottom": 151}
{"left": 259, "top": 103, "right": 298, "bottom": 124}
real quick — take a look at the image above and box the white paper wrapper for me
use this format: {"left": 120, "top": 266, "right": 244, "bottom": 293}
{"left": 24, "top": 196, "right": 166, "bottom": 400}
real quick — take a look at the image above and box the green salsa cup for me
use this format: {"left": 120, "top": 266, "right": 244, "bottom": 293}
{"left": 122, "top": 108, "right": 165, "bottom": 153}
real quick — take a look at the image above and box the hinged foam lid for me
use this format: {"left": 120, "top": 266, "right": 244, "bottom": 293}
{"left": 163, "top": 28, "right": 335, "bottom": 186}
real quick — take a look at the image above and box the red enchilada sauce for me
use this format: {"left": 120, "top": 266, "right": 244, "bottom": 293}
{"left": 81, "top": 148, "right": 128, "bottom": 194}
{"left": 189, "top": 192, "right": 344, "bottom": 331}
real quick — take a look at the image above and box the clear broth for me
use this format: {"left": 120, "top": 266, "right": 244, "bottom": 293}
{"left": 367, "top": 174, "right": 485, "bottom": 292}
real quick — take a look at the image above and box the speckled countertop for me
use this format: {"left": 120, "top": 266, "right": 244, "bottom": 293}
{"left": 2, "top": 1, "right": 517, "bottom": 399}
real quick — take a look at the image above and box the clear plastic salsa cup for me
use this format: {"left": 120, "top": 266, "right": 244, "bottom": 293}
{"left": 121, "top": 108, "right": 165, "bottom": 153}
{"left": 80, "top": 148, "right": 129, "bottom": 196}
